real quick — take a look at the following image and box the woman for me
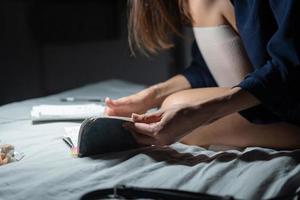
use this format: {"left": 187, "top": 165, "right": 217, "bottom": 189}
{"left": 105, "top": 0, "right": 300, "bottom": 149}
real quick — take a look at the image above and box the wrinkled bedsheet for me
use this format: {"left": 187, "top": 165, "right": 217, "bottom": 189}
{"left": 0, "top": 79, "right": 299, "bottom": 200}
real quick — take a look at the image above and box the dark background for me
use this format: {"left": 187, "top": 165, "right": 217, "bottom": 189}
{"left": 0, "top": 0, "right": 192, "bottom": 105}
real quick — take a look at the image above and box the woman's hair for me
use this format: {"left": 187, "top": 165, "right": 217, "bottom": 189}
{"left": 128, "top": 0, "right": 192, "bottom": 55}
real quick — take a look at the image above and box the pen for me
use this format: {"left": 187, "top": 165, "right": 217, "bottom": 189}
{"left": 60, "top": 97, "right": 104, "bottom": 102}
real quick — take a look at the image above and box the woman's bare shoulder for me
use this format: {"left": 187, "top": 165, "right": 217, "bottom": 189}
{"left": 188, "top": 0, "right": 233, "bottom": 27}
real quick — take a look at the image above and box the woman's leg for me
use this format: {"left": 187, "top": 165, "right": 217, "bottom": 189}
{"left": 160, "top": 88, "right": 300, "bottom": 149}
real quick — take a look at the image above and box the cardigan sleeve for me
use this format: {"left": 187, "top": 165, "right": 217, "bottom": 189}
{"left": 237, "top": 0, "right": 300, "bottom": 125}
{"left": 181, "top": 41, "right": 217, "bottom": 88}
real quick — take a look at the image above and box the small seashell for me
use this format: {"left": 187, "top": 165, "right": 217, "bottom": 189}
{"left": 0, "top": 144, "right": 14, "bottom": 155}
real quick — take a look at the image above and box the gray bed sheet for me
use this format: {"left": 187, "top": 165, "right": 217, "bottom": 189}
{"left": 0, "top": 79, "right": 299, "bottom": 200}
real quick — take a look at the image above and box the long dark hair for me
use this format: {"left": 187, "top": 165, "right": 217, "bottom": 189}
{"left": 128, "top": 0, "right": 192, "bottom": 55}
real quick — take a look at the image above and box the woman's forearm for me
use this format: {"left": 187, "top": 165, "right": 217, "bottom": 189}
{"left": 183, "top": 87, "right": 261, "bottom": 132}
{"left": 204, "top": 87, "right": 259, "bottom": 119}
{"left": 149, "top": 75, "right": 191, "bottom": 107}
{"left": 211, "top": 87, "right": 260, "bottom": 120}
{"left": 221, "top": 87, "right": 260, "bottom": 116}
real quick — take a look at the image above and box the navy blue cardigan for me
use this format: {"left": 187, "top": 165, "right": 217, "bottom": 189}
{"left": 182, "top": 0, "right": 300, "bottom": 126}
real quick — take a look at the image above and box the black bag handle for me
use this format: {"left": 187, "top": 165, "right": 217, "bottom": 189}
{"left": 81, "top": 185, "right": 300, "bottom": 200}
{"left": 81, "top": 185, "right": 234, "bottom": 200}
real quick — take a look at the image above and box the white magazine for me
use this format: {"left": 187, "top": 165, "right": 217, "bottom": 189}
{"left": 31, "top": 104, "right": 105, "bottom": 122}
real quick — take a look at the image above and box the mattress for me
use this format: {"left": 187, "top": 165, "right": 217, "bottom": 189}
{"left": 0, "top": 79, "right": 299, "bottom": 200}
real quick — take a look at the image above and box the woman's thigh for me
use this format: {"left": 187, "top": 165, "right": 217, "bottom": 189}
{"left": 161, "top": 88, "right": 300, "bottom": 149}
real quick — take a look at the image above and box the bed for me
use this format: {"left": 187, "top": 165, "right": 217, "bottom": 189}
{"left": 0, "top": 79, "right": 299, "bottom": 200}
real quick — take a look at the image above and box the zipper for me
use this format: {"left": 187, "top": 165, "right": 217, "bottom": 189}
{"left": 77, "top": 116, "right": 99, "bottom": 157}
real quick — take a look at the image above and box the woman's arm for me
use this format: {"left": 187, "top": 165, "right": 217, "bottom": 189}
{"left": 105, "top": 75, "right": 191, "bottom": 116}
{"left": 190, "top": 87, "right": 260, "bottom": 125}
{"left": 124, "top": 87, "right": 260, "bottom": 146}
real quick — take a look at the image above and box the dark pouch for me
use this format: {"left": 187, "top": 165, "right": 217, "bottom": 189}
{"left": 78, "top": 117, "right": 138, "bottom": 157}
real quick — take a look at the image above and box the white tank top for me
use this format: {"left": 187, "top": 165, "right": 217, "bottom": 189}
{"left": 193, "top": 25, "right": 253, "bottom": 87}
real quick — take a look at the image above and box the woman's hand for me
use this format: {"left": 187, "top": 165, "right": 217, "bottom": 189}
{"left": 104, "top": 87, "right": 158, "bottom": 117}
{"left": 123, "top": 104, "right": 206, "bottom": 146}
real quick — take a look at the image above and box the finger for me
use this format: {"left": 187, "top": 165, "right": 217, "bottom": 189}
{"left": 105, "top": 97, "right": 114, "bottom": 107}
{"left": 123, "top": 122, "right": 155, "bottom": 137}
{"left": 106, "top": 108, "right": 132, "bottom": 117}
{"left": 132, "top": 112, "right": 163, "bottom": 123}
{"left": 105, "top": 97, "right": 123, "bottom": 107}
{"left": 104, "top": 107, "right": 116, "bottom": 116}
{"left": 110, "top": 96, "right": 133, "bottom": 107}
{"left": 122, "top": 122, "right": 153, "bottom": 137}
{"left": 125, "top": 122, "right": 160, "bottom": 137}
{"left": 127, "top": 128, "right": 156, "bottom": 146}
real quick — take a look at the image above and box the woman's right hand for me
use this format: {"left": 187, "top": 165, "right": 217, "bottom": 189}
{"left": 104, "top": 87, "right": 158, "bottom": 117}
{"left": 105, "top": 75, "right": 192, "bottom": 117}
